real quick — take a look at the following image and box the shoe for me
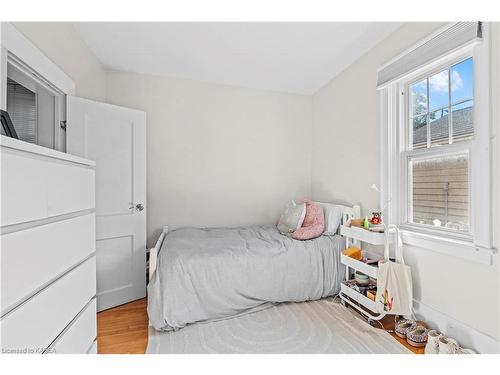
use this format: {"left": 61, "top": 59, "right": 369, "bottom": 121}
{"left": 457, "top": 347, "right": 477, "bottom": 354}
{"left": 395, "top": 319, "right": 417, "bottom": 339}
{"left": 438, "top": 336, "right": 459, "bottom": 354}
{"left": 424, "top": 330, "right": 442, "bottom": 354}
{"left": 407, "top": 326, "right": 428, "bottom": 348}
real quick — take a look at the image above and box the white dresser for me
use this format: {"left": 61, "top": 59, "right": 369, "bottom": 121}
{"left": 1, "top": 135, "right": 97, "bottom": 354}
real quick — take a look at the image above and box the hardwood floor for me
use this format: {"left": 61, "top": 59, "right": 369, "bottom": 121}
{"left": 372, "top": 315, "right": 426, "bottom": 354}
{"left": 97, "top": 298, "right": 148, "bottom": 354}
{"left": 391, "top": 333, "right": 425, "bottom": 354}
{"left": 96, "top": 297, "right": 423, "bottom": 354}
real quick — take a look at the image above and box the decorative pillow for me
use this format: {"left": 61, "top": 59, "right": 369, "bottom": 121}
{"left": 276, "top": 200, "right": 306, "bottom": 235}
{"left": 292, "top": 200, "right": 325, "bottom": 240}
{"left": 317, "top": 202, "right": 343, "bottom": 235}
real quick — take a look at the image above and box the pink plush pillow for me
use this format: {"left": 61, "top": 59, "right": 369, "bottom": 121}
{"left": 292, "top": 200, "right": 325, "bottom": 240}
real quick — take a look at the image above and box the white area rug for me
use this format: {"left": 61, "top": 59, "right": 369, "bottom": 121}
{"left": 146, "top": 298, "right": 411, "bottom": 354}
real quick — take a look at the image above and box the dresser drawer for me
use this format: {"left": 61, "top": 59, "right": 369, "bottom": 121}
{"left": 0, "top": 257, "right": 96, "bottom": 353}
{"left": 48, "top": 299, "right": 97, "bottom": 354}
{"left": 0, "top": 147, "right": 95, "bottom": 226}
{"left": 86, "top": 340, "right": 98, "bottom": 354}
{"left": 46, "top": 159, "right": 95, "bottom": 218}
{"left": 1, "top": 214, "right": 96, "bottom": 314}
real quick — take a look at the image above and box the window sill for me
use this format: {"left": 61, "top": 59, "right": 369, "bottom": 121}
{"left": 399, "top": 228, "right": 496, "bottom": 265}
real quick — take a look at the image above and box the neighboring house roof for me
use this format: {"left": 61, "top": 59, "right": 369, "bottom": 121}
{"left": 413, "top": 107, "right": 473, "bottom": 145}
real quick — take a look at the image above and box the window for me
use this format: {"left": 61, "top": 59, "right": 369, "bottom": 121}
{"left": 406, "top": 58, "right": 473, "bottom": 234}
{"left": 410, "top": 58, "right": 474, "bottom": 149}
{"left": 1, "top": 23, "right": 73, "bottom": 152}
{"left": 409, "top": 153, "right": 469, "bottom": 232}
{"left": 379, "top": 22, "right": 493, "bottom": 261}
{"left": 4, "top": 60, "right": 63, "bottom": 150}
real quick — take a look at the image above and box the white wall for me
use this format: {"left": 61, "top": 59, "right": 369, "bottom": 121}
{"left": 311, "top": 22, "right": 500, "bottom": 351}
{"left": 10, "top": 21, "right": 313, "bottom": 254}
{"left": 12, "top": 22, "right": 106, "bottom": 101}
{"left": 105, "top": 71, "right": 312, "bottom": 246}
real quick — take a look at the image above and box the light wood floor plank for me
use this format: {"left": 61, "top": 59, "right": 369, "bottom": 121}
{"left": 97, "top": 298, "right": 148, "bottom": 354}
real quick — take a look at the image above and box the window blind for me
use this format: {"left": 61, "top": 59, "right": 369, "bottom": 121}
{"left": 6, "top": 78, "right": 37, "bottom": 144}
{"left": 377, "top": 22, "right": 482, "bottom": 89}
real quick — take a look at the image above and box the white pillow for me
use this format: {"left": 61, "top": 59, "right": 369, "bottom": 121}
{"left": 317, "top": 202, "right": 343, "bottom": 235}
{"left": 277, "top": 200, "right": 306, "bottom": 235}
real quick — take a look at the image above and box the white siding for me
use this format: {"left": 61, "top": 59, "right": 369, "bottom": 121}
{"left": 412, "top": 157, "right": 469, "bottom": 230}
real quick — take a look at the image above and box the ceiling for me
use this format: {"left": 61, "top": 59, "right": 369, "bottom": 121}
{"left": 74, "top": 22, "right": 401, "bottom": 95}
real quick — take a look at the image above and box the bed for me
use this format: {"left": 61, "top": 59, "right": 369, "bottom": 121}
{"left": 147, "top": 204, "right": 360, "bottom": 332}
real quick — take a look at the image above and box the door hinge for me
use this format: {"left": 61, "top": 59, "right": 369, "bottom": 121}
{"left": 60, "top": 120, "right": 67, "bottom": 130}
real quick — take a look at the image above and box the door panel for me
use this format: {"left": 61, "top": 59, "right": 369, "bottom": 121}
{"left": 96, "top": 236, "right": 133, "bottom": 293}
{"left": 85, "top": 117, "right": 133, "bottom": 216}
{"left": 67, "top": 96, "right": 146, "bottom": 311}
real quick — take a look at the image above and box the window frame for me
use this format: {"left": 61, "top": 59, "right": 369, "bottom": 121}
{"left": 6, "top": 54, "right": 66, "bottom": 150}
{"left": 0, "top": 22, "right": 75, "bottom": 152}
{"left": 380, "top": 23, "right": 495, "bottom": 265}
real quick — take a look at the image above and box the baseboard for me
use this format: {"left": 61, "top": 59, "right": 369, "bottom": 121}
{"left": 413, "top": 300, "right": 500, "bottom": 354}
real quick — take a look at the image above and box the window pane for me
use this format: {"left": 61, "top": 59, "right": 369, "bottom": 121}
{"left": 36, "top": 88, "right": 56, "bottom": 149}
{"left": 429, "top": 108, "right": 449, "bottom": 146}
{"left": 411, "top": 79, "right": 427, "bottom": 116}
{"left": 412, "top": 114, "right": 427, "bottom": 149}
{"left": 451, "top": 58, "right": 473, "bottom": 104}
{"left": 452, "top": 100, "right": 473, "bottom": 142}
{"left": 410, "top": 154, "right": 469, "bottom": 232}
{"left": 429, "top": 70, "right": 449, "bottom": 111}
{"left": 6, "top": 78, "right": 37, "bottom": 144}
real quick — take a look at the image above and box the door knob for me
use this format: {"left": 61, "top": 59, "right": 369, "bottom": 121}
{"left": 129, "top": 203, "right": 145, "bottom": 211}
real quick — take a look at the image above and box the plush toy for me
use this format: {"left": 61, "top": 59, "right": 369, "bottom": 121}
{"left": 370, "top": 212, "right": 382, "bottom": 225}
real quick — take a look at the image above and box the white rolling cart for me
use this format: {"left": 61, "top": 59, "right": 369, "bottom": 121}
{"left": 339, "top": 224, "right": 393, "bottom": 322}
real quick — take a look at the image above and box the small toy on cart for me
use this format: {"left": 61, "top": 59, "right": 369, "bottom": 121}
{"left": 370, "top": 212, "right": 382, "bottom": 225}
{"left": 368, "top": 212, "right": 385, "bottom": 232}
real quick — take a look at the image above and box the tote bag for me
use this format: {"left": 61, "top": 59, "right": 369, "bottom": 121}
{"left": 375, "top": 225, "right": 413, "bottom": 316}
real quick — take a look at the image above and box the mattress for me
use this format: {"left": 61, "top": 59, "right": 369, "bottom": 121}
{"left": 147, "top": 225, "right": 345, "bottom": 331}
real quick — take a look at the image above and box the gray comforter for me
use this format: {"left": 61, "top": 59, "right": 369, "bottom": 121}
{"left": 147, "top": 225, "right": 345, "bottom": 331}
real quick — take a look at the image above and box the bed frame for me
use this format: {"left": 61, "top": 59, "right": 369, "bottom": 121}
{"left": 148, "top": 204, "right": 361, "bottom": 282}
{"left": 147, "top": 204, "right": 361, "bottom": 332}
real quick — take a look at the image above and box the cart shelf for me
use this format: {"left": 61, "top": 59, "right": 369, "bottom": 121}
{"left": 340, "top": 225, "right": 387, "bottom": 246}
{"left": 340, "top": 250, "right": 380, "bottom": 279}
{"left": 340, "top": 282, "right": 378, "bottom": 313}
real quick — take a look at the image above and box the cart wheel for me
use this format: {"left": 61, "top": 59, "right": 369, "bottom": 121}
{"left": 367, "top": 318, "right": 374, "bottom": 326}
{"left": 340, "top": 299, "right": 347, "bottom": 307}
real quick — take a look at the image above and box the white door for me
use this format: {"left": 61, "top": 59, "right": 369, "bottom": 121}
{"left": 66, "top": 96, "right": 146, "bottom": 312}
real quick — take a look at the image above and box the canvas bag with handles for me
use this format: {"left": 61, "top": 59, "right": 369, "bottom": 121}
{"left": 375, "top": 225, "right": 413, "bottom": 315}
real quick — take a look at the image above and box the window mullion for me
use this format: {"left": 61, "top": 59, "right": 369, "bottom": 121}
{"left": 448, "top": 66, "right": 453, "bottom": 144}
{"left": 426, "top": 78, "right": 430, "bottom": 148}
{"left": 404, "top": 141, "right": 470, "bottom": 159}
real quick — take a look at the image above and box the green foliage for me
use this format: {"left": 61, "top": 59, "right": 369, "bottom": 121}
{"left": 412, "top": 91, "right": 427, "bottom": 129}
